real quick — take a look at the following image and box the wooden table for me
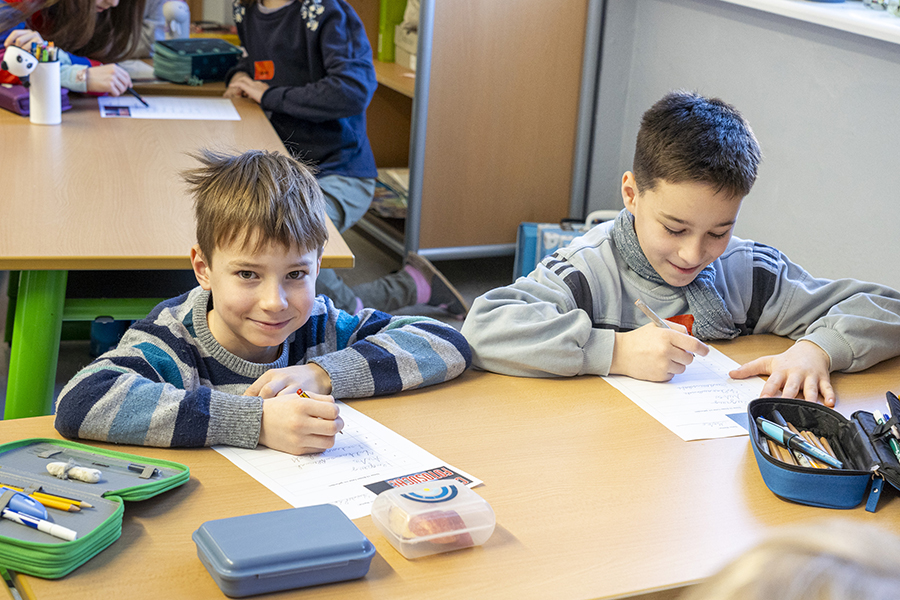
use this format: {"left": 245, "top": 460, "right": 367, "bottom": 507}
{"left": 5, "top": 335, "right": 900, "bottom": 600}
{"left": 0, "top": 95, "right": 354, "bottom": 419}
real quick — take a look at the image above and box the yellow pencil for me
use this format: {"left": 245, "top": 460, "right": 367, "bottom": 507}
{"left": 0, "top": 484, "right": 90, "bottom": 511}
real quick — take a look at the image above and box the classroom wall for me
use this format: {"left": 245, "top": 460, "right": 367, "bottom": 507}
{"left": 584, "top": 0, "right": 900, "bottom": 289}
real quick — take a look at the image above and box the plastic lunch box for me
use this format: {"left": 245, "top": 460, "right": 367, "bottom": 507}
{"left": 192, "top": 504, "right": 375, "bottom": 597}
{"left": 371, "top": 479, "right": 495, "bottom": 559}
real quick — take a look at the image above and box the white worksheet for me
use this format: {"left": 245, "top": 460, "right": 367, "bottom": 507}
{"left": 602, "top": 346, "right": 766, "bottom": 441}
{"left": 97, "top": 95, "right": 240, "bottom": 120}
{"left": 214, "top": 402, "right": 482, "bottom": 519}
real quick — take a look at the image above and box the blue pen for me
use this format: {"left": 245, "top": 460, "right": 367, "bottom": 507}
{"left": 756, "top": 417, "right": 843, "bottom": 469}
{"left": 0, "top": 489, "right": 48, "bottom": 519}
{"left": 0, "top": 506, "right": 77, "bottom": 541}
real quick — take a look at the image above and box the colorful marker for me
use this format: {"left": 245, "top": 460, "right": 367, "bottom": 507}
{"left": 756, "top": 417, "right": 843, "bottom": 469}
{"left": 874, "top": 410, "right": 900, "bottom": 462}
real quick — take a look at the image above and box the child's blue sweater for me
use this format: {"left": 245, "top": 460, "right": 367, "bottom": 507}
{"left": 55, "top": 288, "right": 471, "bottom": 449}
{"left": 227, "top": 0, "right": 377, "bottom": 179}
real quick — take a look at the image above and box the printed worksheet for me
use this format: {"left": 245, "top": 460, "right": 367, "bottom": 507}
{"left": 602, "top": 346, "right": 765, "bottom": 441}
{"left": 97, "top": 95, "right": 241, "bottom": 120}
{"left": 214, "top": 402, "right": 482, "bottom": 519}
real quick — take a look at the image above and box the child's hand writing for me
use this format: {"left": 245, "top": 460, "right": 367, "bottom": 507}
{"left": 244, "top": 363, "right": 333, "bottom": 399}
{"left": 4, "top": 29, "right": 44, "bottom": 49}
{"left": 85, "top": 64, "right": 132, "bottom": 96}
{"left": 258, "top": 390, "right": 344, "bottom": 455}
{"left": 729, "top": 340, "right": 835, "bottom": 407}
{"left": 610, "top": 322, "right": 709, "bottom": 381}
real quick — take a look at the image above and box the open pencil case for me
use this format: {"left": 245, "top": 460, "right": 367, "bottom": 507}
{"left": 0, "top": 438, "right": 189, "bottom": 578}
{"left": 748, "top": 397, "right": 900, "bottom": 512}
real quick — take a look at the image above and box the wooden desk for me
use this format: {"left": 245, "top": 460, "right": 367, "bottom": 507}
{"left": 0, "top": 95, "right": 354, "bottom": 419}
{"left": 5, "top": 335, "right": 900, "bottom": 600}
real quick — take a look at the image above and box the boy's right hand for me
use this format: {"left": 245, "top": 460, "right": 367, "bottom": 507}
{"left": 609, "top": 323, "right": 709, "bottom": 381}
{"left": 258, "top": 390, "right": 344, "bottom": 455}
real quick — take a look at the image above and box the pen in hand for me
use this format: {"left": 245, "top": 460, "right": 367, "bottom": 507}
{"left": 126, "top": 87, "right": 149, "bottom": 107}
{"left": 635, "top": 299, "right": 671, "bottom": 329}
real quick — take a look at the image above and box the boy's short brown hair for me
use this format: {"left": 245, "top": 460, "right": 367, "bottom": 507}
{"left": 633, "top": 90, "right": 761, "bottom": 199}
{"left": 182, "top": 148, "right": 329, "bottom": 264}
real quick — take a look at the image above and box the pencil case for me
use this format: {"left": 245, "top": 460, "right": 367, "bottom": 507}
{"left": 0, "top": 83, "right": 71, "bottom": 116}
{"left": 748, "top": 397, "right": 900, "bottom": 512}
{"left": 0, "top": 438, "right": 189, "bottom": 578}
{"left": 193, "top": 504, "right": 375, "bottom": 597}
{"left": 152, "top": 38, "right": 242, "bottom": 84}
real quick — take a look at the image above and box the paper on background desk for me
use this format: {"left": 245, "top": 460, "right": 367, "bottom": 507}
{"left": 602, "top": 346, "right": 766, "bottom": 441}
{"left": 214, "top": 402, "right": 482, "bottom": 520}
{"left": 98, "top": 96, "right": 240, "bottom": 120}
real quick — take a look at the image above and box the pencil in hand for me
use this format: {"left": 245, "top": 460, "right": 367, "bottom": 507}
{"left": 297, "top": 389, "right": 343, "bottom": 434}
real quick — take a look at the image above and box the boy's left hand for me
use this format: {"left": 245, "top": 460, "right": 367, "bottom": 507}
{"left": 244, "top": 363, "right": 333, "bottom": 399}
{"left": 729, "top": 340, "right": 835, "bottom": 407}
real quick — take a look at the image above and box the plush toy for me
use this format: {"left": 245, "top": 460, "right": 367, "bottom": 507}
{"left": 163, "top": 0, "right": 191, "bottom": 40}
{"left": 0, "top": 45, "right": 38, "bottom": 87}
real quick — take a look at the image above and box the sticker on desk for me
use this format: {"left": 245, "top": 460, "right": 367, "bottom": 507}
{"left": 213, "top": 402, "right": 482, "bottom": 520}
{"left": 97, "top": 96, "right": 241, "bottom": 120}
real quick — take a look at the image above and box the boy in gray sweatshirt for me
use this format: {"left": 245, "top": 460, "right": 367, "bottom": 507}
{"left": 462, "top": 91, "right": 900, "bottom": 407}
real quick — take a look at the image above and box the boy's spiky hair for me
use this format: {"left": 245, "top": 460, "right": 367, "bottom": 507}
{"left": 183, "top": 148, "right": 329, "bottom": 264}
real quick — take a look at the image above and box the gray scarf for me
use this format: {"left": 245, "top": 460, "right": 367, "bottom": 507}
{"left": 611, "top": 209, "right": 739, "bottom": 340}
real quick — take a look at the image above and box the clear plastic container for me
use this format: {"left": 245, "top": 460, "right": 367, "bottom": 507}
{"left": 370, "top": 480, "right": 495, "bottom": 559}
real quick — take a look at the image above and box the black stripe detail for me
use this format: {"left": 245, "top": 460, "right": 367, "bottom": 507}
{"left": 747, "top": 262, "right": 778, "bottom": 332}
{"left": 562, "top": 270, "right": 595, "bottom": 323}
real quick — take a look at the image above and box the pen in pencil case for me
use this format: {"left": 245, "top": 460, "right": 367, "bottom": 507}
{"left": 1, "top": 505, "right": 77, "bottom": 542}
{"left": 756, "top": 417, "right": 843, "bottom": 469}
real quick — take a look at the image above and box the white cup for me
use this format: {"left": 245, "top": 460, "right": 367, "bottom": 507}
{"left": 29, "top": 61, "right": 61, "bottom": 125}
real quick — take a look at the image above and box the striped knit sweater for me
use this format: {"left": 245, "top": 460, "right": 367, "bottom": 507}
{"left": 55, "top": 288, "right": 471, "bottom": 449}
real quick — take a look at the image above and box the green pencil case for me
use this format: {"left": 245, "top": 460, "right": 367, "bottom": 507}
{"left": 152, "top": 38, "right": 242, "bottom": 84}
{"left": 0, "top": 438, "right": 189, "bottom": 578}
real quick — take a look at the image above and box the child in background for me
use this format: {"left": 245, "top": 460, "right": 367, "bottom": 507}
{"left": 54, "top": 149, "right": 471, "bottom": 456}
{"left": 223, "top": 0, "right": 468, "bottom": 319}
{"left": 681, "top": 519, "right": 900, "bottom": 600}
{"left": 461, "top": 90, "right": 900, "bottom": 407}
{"left": 1, "top": 0, "right": 143, "bottom": 95}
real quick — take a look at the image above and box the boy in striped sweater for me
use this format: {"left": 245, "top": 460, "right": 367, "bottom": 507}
{"left": 55, "top": 149, "right": 471, "bottom": 455}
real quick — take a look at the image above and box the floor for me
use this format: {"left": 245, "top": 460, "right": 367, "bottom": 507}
{"left": 0, "top": 226, "right": 515, "bottom": 417}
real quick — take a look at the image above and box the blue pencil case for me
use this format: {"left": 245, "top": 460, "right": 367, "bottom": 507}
{"left": 748, "top": 397, "right": 900, "bottom": 512}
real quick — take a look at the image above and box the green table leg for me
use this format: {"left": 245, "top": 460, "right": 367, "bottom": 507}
{"left": 4, "top": 270, "right": 68, "bottom": 419}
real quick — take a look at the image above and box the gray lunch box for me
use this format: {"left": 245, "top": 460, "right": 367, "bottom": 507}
{"left": 192, "top": 504, "right": 376, "bottom": 597}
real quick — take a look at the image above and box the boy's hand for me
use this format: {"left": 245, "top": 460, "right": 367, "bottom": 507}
{"left": 244, "top": 363, "right": 333, "bottom": 399}
{"left": 258, "top": 391, "right": 344, "bottom": 455}
{"left": 610, "top": 322, "right": 709, "bottom": 381}
{"left": 729, "top": 340, "right": 835, "bottom": 407}
{"left": 224, "top": 73, "right": 269, "bottom": 103}
{"left": 4, "top": 29, "right": 44, "bottom": 48}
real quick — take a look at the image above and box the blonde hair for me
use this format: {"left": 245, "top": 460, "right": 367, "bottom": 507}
{"left": 681, "top": 519, "right": 900, "bottom": 600}
{"left": 182, "top": 149, "right": 329, "bottom": 265}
